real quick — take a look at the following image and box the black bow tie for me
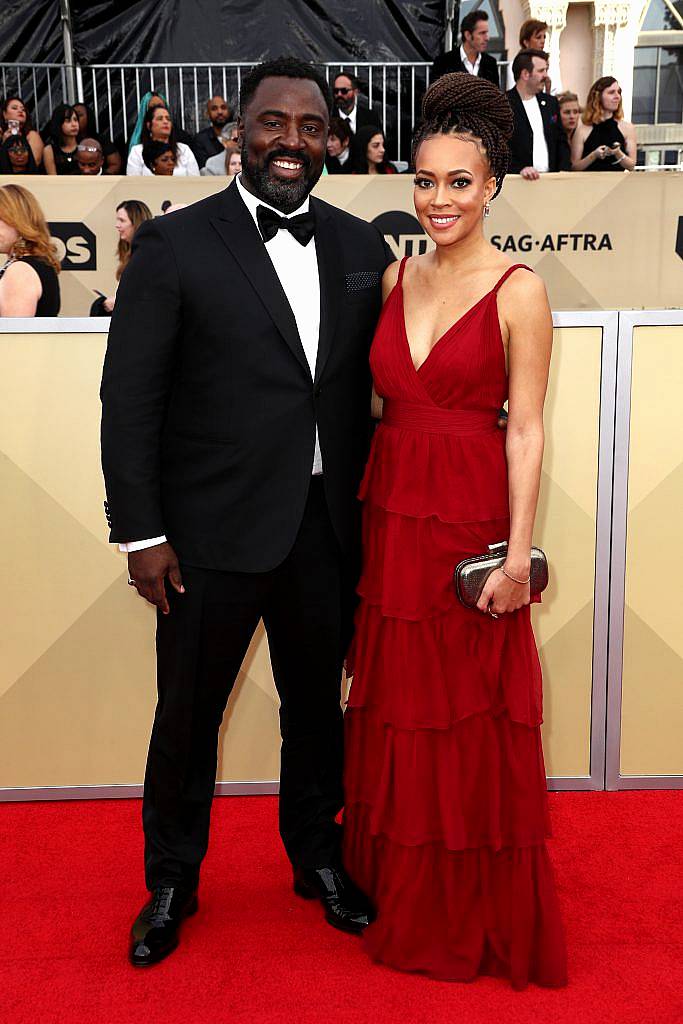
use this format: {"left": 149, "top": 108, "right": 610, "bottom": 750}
{"left": 256, "top": 205, "right": 316, "bottom": 246}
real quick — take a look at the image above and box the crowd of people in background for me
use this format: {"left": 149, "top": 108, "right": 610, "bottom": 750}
{"left": 433, "top": 11, "right": 637, "bottom": 180}
{"left": 0, "top": 14, "right": 644, "bottom": 317}
{"left": 0, "top": 16, "right": 639, "bottom": 184}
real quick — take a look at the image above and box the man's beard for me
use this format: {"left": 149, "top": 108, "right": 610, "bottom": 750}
{"left": 240, "top": 145, "right": 323, "bottom": 214}
{"left": 211, "top": 116, "right": 228, "bottom": 128}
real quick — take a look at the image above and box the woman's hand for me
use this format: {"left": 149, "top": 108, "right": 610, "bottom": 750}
{"left": 594, "top": 145, "right": 609, "bottom": 161}
{"left": 103, "top": 295, "right": 115, "bottom": 313}
{"left": 476, "top": 568, "right": 530, "bottom": 617}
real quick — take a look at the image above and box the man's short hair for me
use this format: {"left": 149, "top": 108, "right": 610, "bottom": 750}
{"left": 240, "top": 57, "right": 332, "bottom": 116}
{"left": 333, "top": 71, "right": 360, "bottom": 91}
{"left": 77, "top": 137, "right": 102, "bottom": 155}
{"left": 512, "top": 48, "right": 549, "bottom": 81}
{"left": 207, "top": 94, "right": 233, "bottom": 114}
{"left": 460, "top": 9, "right": 488, "bottom": 39}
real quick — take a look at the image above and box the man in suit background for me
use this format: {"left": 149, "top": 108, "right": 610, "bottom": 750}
{"left": 506, "top": 49, "right": 571, "bottom": 178}
{"left": 432, "top": 10, "right": 501, "bottom": 88}
{"left": 101, "top": 56, "right": 392, "bottom": 967}
{"left": 332, "top": 72, "right": 381, "bottom": 136}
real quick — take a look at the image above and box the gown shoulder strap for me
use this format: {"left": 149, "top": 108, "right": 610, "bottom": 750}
{"left": 492, "top": 263, "right": 534, "bottom": 294}
{"left": 396, "top": 255, "right": 409, "bottom": 286}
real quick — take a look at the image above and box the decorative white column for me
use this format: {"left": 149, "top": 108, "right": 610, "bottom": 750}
{"left": 592, "top": 1, "right": 640, "bottom": 118}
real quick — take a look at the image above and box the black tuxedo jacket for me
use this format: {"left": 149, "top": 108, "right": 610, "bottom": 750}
{"left": 191, "top": 126, "right": 224, "bottom": 169}
{"left": 432, "top": 49, "right": 500, "bottom": 88}
{"left": 506, "top": 88, "right": 571, "bottom": 173}
{"left": 101, "top": 180, "right": 392, "bottom": 572}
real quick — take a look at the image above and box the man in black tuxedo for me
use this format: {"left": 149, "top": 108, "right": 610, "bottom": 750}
{"left": 332, "top": 72, "right": 381, "bottom": 136}
{"left": 101, "top": 57, "right": 393, "bottom": 967}
{"left": 506, "top": 50, "right": 571, "bottom": 178}
{"left": 432, "top": 10, "right": 501, "bottom": 88}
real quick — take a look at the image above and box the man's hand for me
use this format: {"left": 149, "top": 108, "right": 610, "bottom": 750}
{"left": 128, "top": 542, "right": 184, "bottom": 615}
{"left": 520, "top": 166, "right": 540, "bottom": 181}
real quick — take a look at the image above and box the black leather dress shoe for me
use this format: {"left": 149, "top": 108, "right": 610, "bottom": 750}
{"left": 293, "top": 865, "right": 375, "bottom": 934}
{"left": 129, "top": 886, "right": 198, "bottom": 966}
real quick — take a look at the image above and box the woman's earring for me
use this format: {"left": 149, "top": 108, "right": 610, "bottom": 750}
{"left": 483, "top": 203, "right": 491, "bottom": 219}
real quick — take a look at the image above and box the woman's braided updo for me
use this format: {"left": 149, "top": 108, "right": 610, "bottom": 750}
{"left": 412, "top": 72, "right": 514, "bottom": 200}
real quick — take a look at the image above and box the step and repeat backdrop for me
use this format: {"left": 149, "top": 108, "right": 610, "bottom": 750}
{"left": 9, "top": 171, "right": 683, "bottom": 316}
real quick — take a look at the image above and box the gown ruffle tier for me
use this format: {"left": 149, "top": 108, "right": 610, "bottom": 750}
{"left": 342, "top": 259, "right": 567, "bottom": 989}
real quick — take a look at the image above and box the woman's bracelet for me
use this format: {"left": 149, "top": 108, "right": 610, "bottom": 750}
{"left": 501, "top": 566, "right": 531, "bottom": 585}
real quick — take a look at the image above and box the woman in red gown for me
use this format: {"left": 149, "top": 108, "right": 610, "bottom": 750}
{"left": 342, "top": 73, "right": 567, "bottom": 988}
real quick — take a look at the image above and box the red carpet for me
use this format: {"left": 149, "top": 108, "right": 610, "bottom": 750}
{"left": 3, "top": 792, "right": 682, "bottom": 1024}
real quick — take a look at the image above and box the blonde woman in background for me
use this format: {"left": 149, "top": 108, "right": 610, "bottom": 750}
{"left": 571, "top": 77, "right": 636, "bottom": 172}
{"left": 0, "top": 183, "right": 60, "bottom": 316}
{"left": 91, "top": 200, "right": 152, "bottom": 316}
{"left": 558, "top": 91, "right": 581, "bottom": 143}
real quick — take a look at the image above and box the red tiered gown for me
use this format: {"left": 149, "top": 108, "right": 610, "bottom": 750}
{"left": 342, "top": 258, "right": 567, "bottom": 989}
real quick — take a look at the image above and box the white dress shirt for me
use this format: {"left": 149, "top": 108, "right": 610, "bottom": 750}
{"left": 460, "top": 45, "right": 482, "bottom": 76}
{"left": 337, "top": 102, "right": 357, "bottom": 135}
{"left": 120, "top": 173, "right": 322, "bottom": 553}
{"left": 126, "top": 141, "right": 200, "bottom": 177}
{"left": 521, "top": 96, "right": 550, "bottom": 172}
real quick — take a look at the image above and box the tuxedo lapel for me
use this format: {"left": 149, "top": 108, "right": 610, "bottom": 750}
{"left": 511, "top": 90, "right": 533, "bottom": 157}
{"left": 209, "top": 181, "right": 310, "bottom": 378}
{"left": 312, "top": 199, "right": 343, "bottom": 385}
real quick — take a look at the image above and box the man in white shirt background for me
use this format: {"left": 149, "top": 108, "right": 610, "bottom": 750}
{"left": 432, "top": 10, "right": 501, "bottom": 88}
{"left": 506, "top": 49, "right": 570, "bottom": 180}
{"left": 332, "top": 72, "right": 381, "bottom": 137}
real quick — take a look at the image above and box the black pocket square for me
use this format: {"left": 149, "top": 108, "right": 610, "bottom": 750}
{"left": 346, "top": 271, "right": 380, "bottom": 293}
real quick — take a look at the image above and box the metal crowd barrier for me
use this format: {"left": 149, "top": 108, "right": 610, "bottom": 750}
{"left": 0, "top": 63, "right": 70, "bottom": 132}
{"left": 1, "top": 60, "right": 436, "bottom": 160}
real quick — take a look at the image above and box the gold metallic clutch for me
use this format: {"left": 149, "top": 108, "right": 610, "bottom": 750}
{"left": 454, "top": 542, "right": 548, "bottom": 609}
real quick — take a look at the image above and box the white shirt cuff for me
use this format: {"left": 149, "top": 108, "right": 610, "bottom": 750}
{"left": 119, "top": 535, "right": 167, "bottom": 553}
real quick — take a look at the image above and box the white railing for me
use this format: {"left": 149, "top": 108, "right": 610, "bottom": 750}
{"left": 635, "top": 143, "right": 683, "bottom": 170}
{"left": 0, "top": 63, "right": 70, "bottom": 131}
{"left": 0, "top": 60, "right": 439, "bottom": 161}
{"left": 76, "top": 61, "right": 436, "bottom": 161}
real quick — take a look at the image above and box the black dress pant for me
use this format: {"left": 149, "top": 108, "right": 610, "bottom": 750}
{"left": 142, "top": 478, "right": 352, "bottom": 890}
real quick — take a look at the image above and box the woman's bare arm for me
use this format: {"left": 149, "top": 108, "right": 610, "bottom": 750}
{"left": 571, "top": 122, "right": 601, "bottom": 171}
{"left": 613, "top": 121, "right": 637, "bottom": 171}
{"left": 27, "top": 130, "right": 44, "bottom": 166}
{"left": 477, "top": 270, "right": 552, "bottom": 615}
{"left": 0, "top": 260, "right": 42, "bottom": 316}
{"left": 42, "top": 144, "right": 57, "bottom": 175}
